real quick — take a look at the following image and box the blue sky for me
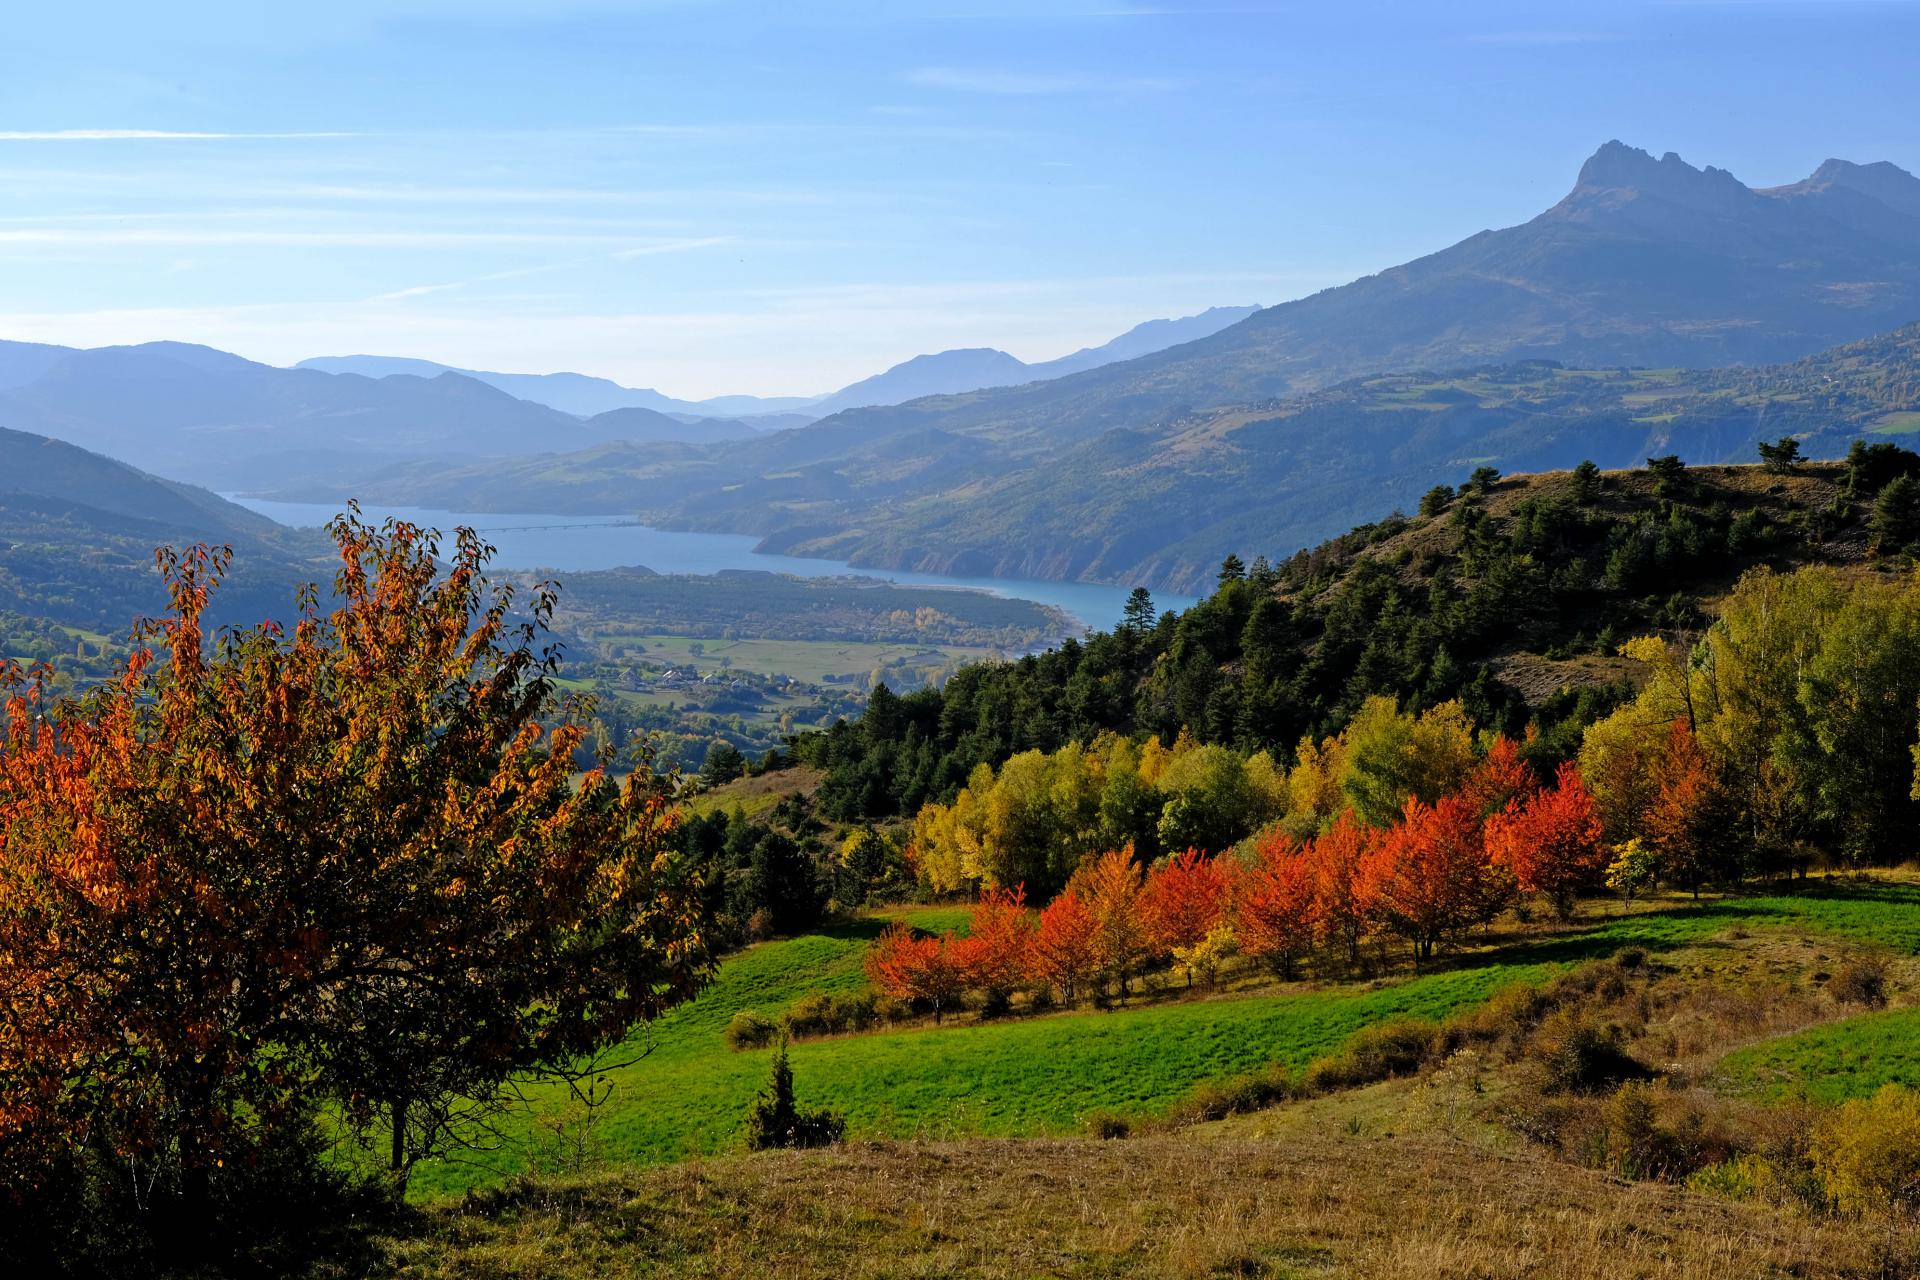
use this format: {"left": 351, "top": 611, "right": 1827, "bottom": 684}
{"left": 2, "top": 0, "right": 1917, "bottom": 397}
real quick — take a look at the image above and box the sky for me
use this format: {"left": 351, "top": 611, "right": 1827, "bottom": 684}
{"left": 3, "top": 0, "right": 1918, "bottom": 399}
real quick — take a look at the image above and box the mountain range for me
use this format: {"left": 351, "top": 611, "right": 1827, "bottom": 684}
{"left": 0, "top": 305, "right": 1259, "bottom": 489}
{"left": 275, "top": 141, "right": 1920, "bottom": 591}
{"left": 294, "top": 304, "right": 1262, "bottom": 421}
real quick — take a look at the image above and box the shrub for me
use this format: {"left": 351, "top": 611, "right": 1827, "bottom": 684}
{"left": 1304, "top": 1016, "right": 1439, "bottom": 1092}
{"left": 780, "top": 990, "right": 879, "bottom": 1039}
{"left": 1083, "top": 1109, "right": 1132, "bottom": 1140}
{"left": 1538, "top": 1018, "right": 1648, "bottom": 1095}
{"left": 1811, "top": 1084, "right": 1920, "bottom": 1217}
{"left": 1606, "top": 1082, "right": 1682, "bottom": 1179}
{"left": 1450, "top": 981, "right": 1551, "bottom": 1052}
{"left": 1828, "top": 955, "right": 1890, "bottom": 1009}
{"left": 744, "top": 1039, "right": 846, "bottom": 1152}
{"left": 1170, "top": 1064, "right": 1305, "bottom": 1124}
{"left": 724, "top": 1010, "right": 781, "bottom": 1052}
{"left": 1689, "top": 1153, "right": 1798, "bottom": 1204}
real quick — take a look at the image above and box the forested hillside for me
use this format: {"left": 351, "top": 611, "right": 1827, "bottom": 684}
{"left": 790, "top": 449, "right": 1912, "bottom": 831}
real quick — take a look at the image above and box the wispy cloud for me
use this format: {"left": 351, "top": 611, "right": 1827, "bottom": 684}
{"left": 367, "top": 282, "right": 465, "bottom": 302}
{"left": 903, "top": 66, "right": 1180, "bottom": 94}
{"left": 0, "top": 129, "right": 361, "bottom": 141}
{"left": 610, "top": 234, "right": 737, "bottom": 259}
{"left": 0, "top": 227, "right": 646, "bottom": 248}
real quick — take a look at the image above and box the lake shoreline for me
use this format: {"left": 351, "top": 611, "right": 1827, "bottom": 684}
{"left": 228, "top": 496, "right": 1196, "bottom": 633}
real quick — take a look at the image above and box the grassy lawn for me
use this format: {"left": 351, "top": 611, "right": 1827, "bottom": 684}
{"left": 401, "top": 879, "right": 1920, "bottom": 1200}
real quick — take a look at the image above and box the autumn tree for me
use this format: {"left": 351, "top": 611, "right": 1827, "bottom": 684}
{"left": 0, "top": 516, "right": 714, "bottom": 1223}
{"left": 1485, "top": 762, "right": 1606, "bottom": 919}
{"left": 1028, "top": 888, "right": 1101, "bottom": 1005}
{"left": 1233, "top": 833, "right": 1322, "bottom": 979}
{"left": 1071, "top": 849, "right": 1148, "bottom": 1000}
{"left": 1308, "top": 812, "right": 1373, "bottom": 969}
{"left": 1644, "top": 721, "right": 1726, "bottom": 897}
{"left": 1462, "top": 733, "right": 1536, "bottom": 817}
{"left": 864, "top": 923, "right": 972, "bottom": 1024}
{"left": 965, "top": 885, "right": 1034, "bottom": 1008}
{"left": 1356, "top": 794, "right": 1503, "bottom": 962}
{"left": 1139, "top": 848, "right": 1229, "bottom": 978}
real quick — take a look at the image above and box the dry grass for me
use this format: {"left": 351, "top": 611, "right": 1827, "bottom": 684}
{"left": 687, "top": 765, "right": 824, "bottom": 818}
{"left": 372, "top": 1131, "right": 1894, "bottom": 1279}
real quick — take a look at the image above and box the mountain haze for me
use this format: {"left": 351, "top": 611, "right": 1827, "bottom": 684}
{"left": 294, "top": 354, "right": 818, "bottom": 420}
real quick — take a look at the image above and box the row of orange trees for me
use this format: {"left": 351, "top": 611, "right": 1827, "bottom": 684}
{"left": 866, "top": 738, "right": 1607, "bottom": 1014}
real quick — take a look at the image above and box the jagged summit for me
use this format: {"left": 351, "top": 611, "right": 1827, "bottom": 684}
{"left": 1567, "top": 140, "right": 1753, "bottom": 211}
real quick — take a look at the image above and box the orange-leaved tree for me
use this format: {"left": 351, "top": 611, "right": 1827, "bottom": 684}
{"left": 1644, "top": 720, "right": 1723, "bottom": 898}
{"left": 965, "top": 884, "right": 1033, "bottom": 1006}
{"left": 1028, "top": 887, "right": 1101, "bottom": 1005}
{"left": 1462, "top": 733, "right": 1537, "bottom": 816}
{"left": 864, "top": 922, "right": 974, "bottom": 1023}
{"left": 0, "top": 513, "right": 713, "bottom": 1217}
{"left": 1307, "top": 811, "right": 1373, "bottom": 970}
{"left": 1070, "top": 848, "right": 1148, "bottom": 1001}
{"left": 1232, "top": 832, "right": 1322, "bottom": 980}
{"left": 1138, "top": 848, "right": 1228, "bottom": 982}
{"left": 1356, "top": 793, "right": 1503, "bottom": 962}
{"left": 1485, "top": 761, "right": 1606, "bottom": 919}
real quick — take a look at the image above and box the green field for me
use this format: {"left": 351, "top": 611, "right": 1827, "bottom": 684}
{"left": 1869, "top": 410, "right": 1920, "bottom": 435}
{"left": 1718, "top": 1006, "right": 1920, "bottom": 1103}
{"left": 402, "top": 880, "right": 1920, "bottom": 1200}
{"left": 592, "top": 633, "right": 1003, "bottom": 685}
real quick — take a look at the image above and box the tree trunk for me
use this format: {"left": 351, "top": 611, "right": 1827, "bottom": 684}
{"left": 389, "top": 1094, "right": 411, "bottom": 1198}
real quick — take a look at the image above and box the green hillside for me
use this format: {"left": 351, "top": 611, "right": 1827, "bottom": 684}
{"left": 398, "top": 880, "right": 1920, "bottom": 1199}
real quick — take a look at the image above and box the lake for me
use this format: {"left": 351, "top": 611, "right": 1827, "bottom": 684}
{"left": 231, "top": 498, "right": 1196, "bottom": 633}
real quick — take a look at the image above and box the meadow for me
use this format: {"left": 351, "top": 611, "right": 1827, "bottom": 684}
{"left": 591, "top": 634, "right": 1001, "bottom": 687}
{"left": 402, "top": 878, "right": 1920, "bottom": 1200}
{"left": 1718, "top": 1005, "right": 1920, "bottom": 1102}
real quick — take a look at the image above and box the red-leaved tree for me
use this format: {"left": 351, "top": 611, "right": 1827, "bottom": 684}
{"left": 1233, "top": 833, "right": 1322, "bottom": 979}
{"left": 1139, "top": 848, "right": 1229, "bottom": 981}
{"left": 1308, "top": 812, "right": 1373, "bottom": 969}
{"left": 1485, "top": 761, "right": 1606, "bottom": 919}
{"left": 966, "top": 885, "right": 1033, "bottom": 1004}
{"left": 1356, "top": 793, "right": 1504, "bottom": 962}
{"left": 1463, "top": 733, "right": 1538, "bottom": 816}
{"left": 1028, "top": 888, "right": 1101, "bottom": 1005}
{"left": 864, "top": 923, "right": 973, "bottom": 1024}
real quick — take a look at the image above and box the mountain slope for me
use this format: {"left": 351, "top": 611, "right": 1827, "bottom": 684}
{"left": 298, "top": 304, "right": 1262, "bottom": 421}
{"left": 580, "top": 406, "right": 766, "bottom": 445}
{"left": 1026, "top": 304, "right": 1262, "bottom": 379}
{"left": 0, "top": 426, "right": 323, "bottom": 629}
{"left": 807, "top": 348, "right": 1031, "bottom": 416}
{"left": 0, "top": 426, "right": 280, "bottom": 537}
{"left": 310, "top": 321, "right": 1920, "bottom": 593}
{"left": 292, "top": 140, "right": 1920, "bottom": 590}
{"left": 0, "top": 341, "right": 600, "bottom": 488}
{"left": 782, "top": 142, "right": 1920, "bottom": 454}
